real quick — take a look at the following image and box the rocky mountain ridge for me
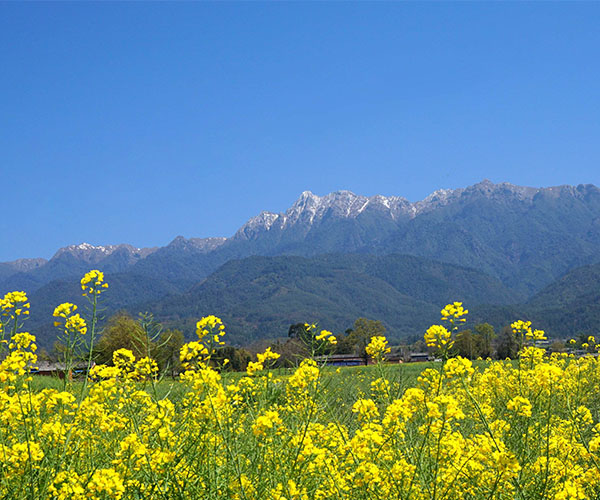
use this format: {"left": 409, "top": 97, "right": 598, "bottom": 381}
{"left": 233, "top": 180, "right": 592, "bottom": 239}
{"left": 6, "top": 179, "right": 598, "bottom": 267}
{"left": 52, "top": 243, "right": 158, "bottom": 263}
{"left": 2, "top": 179, "right": 600, "bottom": 299}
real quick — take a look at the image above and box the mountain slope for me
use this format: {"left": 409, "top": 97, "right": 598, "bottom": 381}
{"left": 521, "top": 262, "right": 600, "bottom": 336}
{"left": 202, "top": 181, "right": 600, "bottom": 296}
{"left": 379, "top": 182, "right": 600, "bottom": 294}
{"left": 26, "top": 272, "right": 182, "bottom": 348}
{"left": 0, "top": 258, "right": 47, "bottom": 282}
{"left": 229, "top": 181, "right": 600, "bottom": 295}
{"left": 144, "top": 253, "right": 516, "bottom": 345}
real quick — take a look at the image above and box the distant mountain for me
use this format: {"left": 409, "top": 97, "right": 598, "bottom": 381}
{"left": 0, "top": 243, "right": 158, "bottom": 294}
{"left": 4, "top": 180, "right": 600, "bottom": 297}
{"left": 4, "top": 180, "right": 600, "bottom": 346}
{"left": 129, "top": 237, "right": 227, "bottom": 289}
{"left": 24, "top": 252, "right": 600, "bottom": 348}
{"left": 0, "top": 257, "right": 47, "bottom": 282}
{"left": 26, "top": 272, "right": 183, "bottom": 347}
{"left": 458, "top": 261, "right": 600, "bottom": 338}
{"left": 53, "top": 242, "right": 156, "bottom": 263}
{"left": 229, "top": 181, "right": 600, "bottom": 295}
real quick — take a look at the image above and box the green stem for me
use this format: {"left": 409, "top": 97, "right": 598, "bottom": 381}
{"left": 79, "top": 290, "right": 98, "bottom": 402}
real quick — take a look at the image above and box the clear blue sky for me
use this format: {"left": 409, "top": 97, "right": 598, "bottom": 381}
{"left": 2, "top": 3, "right": 599, "bottom": 261}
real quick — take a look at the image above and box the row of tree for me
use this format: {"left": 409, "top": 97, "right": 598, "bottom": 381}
{"left": 54, "top": 312, "right": 253, "bottom": 375}
{"left": 288, "top": 319, "right": 568, "bottom": 362}
{"left": 46, "top": 312, "right": 574, "bottom": 377}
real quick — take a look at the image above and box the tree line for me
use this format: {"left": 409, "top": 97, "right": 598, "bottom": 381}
{"left": 45, "top": 312, "right": 571, "bottom": 377}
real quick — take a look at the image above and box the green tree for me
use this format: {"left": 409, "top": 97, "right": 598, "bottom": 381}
{"left": 270, "top": 338, "right": 307, "bottom": 367}
{"left": 288, "top": 323, "right": 311, "bottom": 345}
{"left": 287, "top": 322, "right": 336, "bottom": 358}
{"left": 474, "top": 323, "right": 495, "bottom": 358}
{"left": 214, "top": 345, "right": 252, "bottom": 372}
{"left": 453, "top": 329, "right": 476, "bottom": 359}
{"left": 154, "top": 329, "right": 184, "bottom": 377}
{"left": 37, "top": 347, "right": 52, "bottom": 362}
{"left": 94, "top": 312, "right": 151, "bottom": 365}
{"left": 345, "top": 318, "right": 386, "bottom": 365}
{"left": 549, "top": 340, "right": 566, "bottom": 353}
{"left": 496, "top": 325, "right": 518, "bottom": 359}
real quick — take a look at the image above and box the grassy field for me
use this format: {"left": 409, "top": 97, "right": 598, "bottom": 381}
{"left": 29, "top": 361, "right": 438, "bottom": 401}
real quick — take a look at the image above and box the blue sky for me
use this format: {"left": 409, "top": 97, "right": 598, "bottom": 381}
{"left": 1, "top": 3, "right": 599, "bottom": 261}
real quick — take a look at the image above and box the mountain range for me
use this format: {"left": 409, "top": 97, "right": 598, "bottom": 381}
{"left": 3, "top": 180, "right": 600, "bottom": 347}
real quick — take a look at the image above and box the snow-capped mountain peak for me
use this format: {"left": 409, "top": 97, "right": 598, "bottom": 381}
{"left": 54, "top": 242, "right": 119, "bottom": 258}
{"left": 51, "top": 242, "right": 154, "bottom": 264}
{"left": 233, "top": 180, "right": 589, "bottom": 239}
{"left": 234, "top": 190, "right": 416, "bottom": 238}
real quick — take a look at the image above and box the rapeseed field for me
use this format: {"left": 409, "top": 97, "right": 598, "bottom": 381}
{"left": 0, "top": 271, "right": 599, "bottom": 499}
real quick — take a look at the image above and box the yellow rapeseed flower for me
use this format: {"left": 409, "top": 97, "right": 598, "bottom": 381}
{"left": 0, "top": 291, "right": 30, "bottom": 317}
{"left": 365, "top": 336, "right": 391, "bottom": 363}
{"left": 80, "top": 270, "right": 108, "bottom": 296}
{"left": 441, "top": 301, "right": 468, "bottom": 323}
{"left": 424, "top": 325, "right": 453, "bottom": 350}
{"left": 507, "top": 396, "right": 532, "bottom": 418}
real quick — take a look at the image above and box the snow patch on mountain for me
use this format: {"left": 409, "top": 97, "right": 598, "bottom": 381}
{"left": 233, "top": 180, "right": 592, "bottom": 239}
{"left": 52, "top": 243, "right": 158, "bottom": 263}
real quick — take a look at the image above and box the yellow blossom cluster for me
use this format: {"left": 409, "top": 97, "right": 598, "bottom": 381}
{"left": 315, "top": 329, "right": 337, "bottom": 345}
{"left": 0, "top": 291, "right": 30, "bottom": 318}
{"left": 443, "top": 355, "right": 475, "bottom": 379}
{"left": 365, "top": 335, "right": 390, "bottom": 362}
{"left": 422, "top": 302, "right": 470, "bottom": 356}
{"left": 506, "top": 395, "right": 533, "bottom": 418}
{"left": 511, "top": 319, "right": 547, "bottom": 342}
{"left": 247, "top": 347, "right": 281, "bottom": 376}
{"left": 441, "top": 301, "right": 468, "bottom": 323}
{"left": 571, "top": 335, "right": 600, "bottom": 353}
{"left": 80, "top": 269, "right": 108, "bottom": 296}
{"left": 252, "top": 409, "right": 283, "bottom": 437}
{"left": 178, "top": 316, "right": 230, "bottom": 371}
{"left": 1, "top": 331, "right": 37, "bottom": 384}
{"left": 89, "top": 348, "right": 159, "bottom": 382}
{"left": 53, "top": 302, "right": 87, "bottom": 335}
{"left": 424, "top": 324, "right": 453, "bottom": 350}
{"left": 196, "top": 314, "right": 226, "bottom": 344}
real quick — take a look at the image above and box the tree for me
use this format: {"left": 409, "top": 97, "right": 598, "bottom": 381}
{"left": 474, "top": 323, "right": 495, "bottom": 358}
{"left": 154, "top": 329, "right": 184, "bottom": 377}
{"left": 496, "top": 325, "right": 518, "bottom": 360}
{"left": 345, "top": 318, "right": 386, "bottom": 364}
{"left": 287, "top": 322, "right": 336, "bottom": 358}
{"left": 453, "top": 324, "right": 496, "bottom": 359}
{"left": 214, "top": 345, "right": 252, "bottom": 372}
{"left": 37, "top": 346, "right": 53, "bottom": 362}
{"left": 549, "top": 340, "right": 566, "bottom": 353}
{"left": 288, "top": 323, "right": 312, "bottom": 345}
{"left": 94, "top": 312, "right": 151, "bottom": 365}
{"left": 270, "top": 338, "right": 307, "bottom": 367}
{"left": 453, "top": 329, "right": 476, "bottom": 359}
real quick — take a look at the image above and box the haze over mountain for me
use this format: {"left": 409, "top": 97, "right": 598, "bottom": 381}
{"left": 3, "top": 180, "right": 600, "bottom": 346}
